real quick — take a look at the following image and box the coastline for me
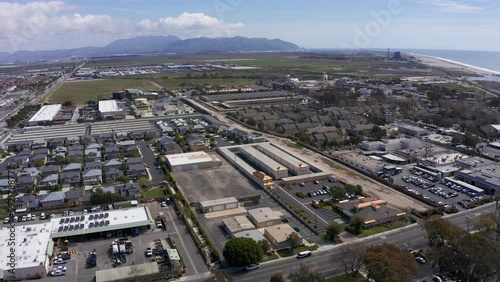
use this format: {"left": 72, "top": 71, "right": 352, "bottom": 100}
{"left": 409, "top": 53, "right": 500, "bottom": 77}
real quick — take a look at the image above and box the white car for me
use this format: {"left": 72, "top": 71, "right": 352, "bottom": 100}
{"left": 245, "top": 263, "right": 260, "bottom": 271}
{"left": 26, "top": 214, "right": 32, "bottom": 221}
{"left": 51, "top": 270, "right": 66, "bottom": 276}
{"left": 156, "top": 221, "right": 163, "bottom": 228}
{"left": 145, "top": 248, "right": 153, "bottom": 257}
{"left": 40, "top": 213, "right": 46, "bottom": 220}
{"left": 296, "top": 251, "right": 312, "bottom": 259}
{"left": 21, "top": 216, "right": 26, "bottom": 222}
{"left": 31, "top": 214, "right": 36, "bottom": 221}
{"left": 56, "top": 265, "right": 67, "bottom": 272}
{"left": 160, "top": 202, "right": 167, "bottom": 207}
{"left": 3, "top": 217, "right": 10, "bottom": 224}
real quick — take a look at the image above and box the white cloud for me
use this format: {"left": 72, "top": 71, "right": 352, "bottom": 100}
{"left": 138, "top": 12, "right": 243, "bottom": 37}
{"left": 417, "top": 0, "right": 484, "bottom": 13}
{"left": 0, "top": 1, "right": 243, "bottom": 52}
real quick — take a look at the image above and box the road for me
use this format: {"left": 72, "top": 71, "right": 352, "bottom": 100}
{"left": 137, "top": 141, "right": 164, "bottom": 185}
{"left": 229, "top": 202, "right": 498, "bottom": 282}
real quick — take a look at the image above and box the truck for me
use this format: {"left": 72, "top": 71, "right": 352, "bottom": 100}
{"left": 86, "top": 251, "right": 96, "bottom": 268}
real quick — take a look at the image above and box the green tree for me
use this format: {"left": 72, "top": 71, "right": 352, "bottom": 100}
{"left": 222, "top": 238, "right": 263, "bottom": 267}
{"left": 364, "top": 243, "right": 418, "bottom": 282}
{"left": 325, "top": 222, "right": 341, "bottom": 242}
{"left": 259, "top": 239, "right": 271, "bottom": 254}
{"left": 270, "top": 273, "right": 285, "bottom": 282}
{"left": 289, "top": 264, "right": 325, "bottom": 282}
{"left": 138, "top": 177, "right": 151, "bottom": 188}
{"left": 338, "top": 242, "right": 366, "bottom": 277}
{"left": 90, "top": 188, "right": 127, "bottom": 205}
{"left": 330, "top": 187, "right": 346, "bottom": 199}
{"left": 34, "top": 159, "right": 45, "bottom": 167}
{"left": 286, "top": 232, "right": 302, "bottom": 251}
{"left": 347, "top": 216, "right": 364, "bottom": 235}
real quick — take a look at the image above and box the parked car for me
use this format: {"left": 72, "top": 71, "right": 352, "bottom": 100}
{"left": 313, "top": 180, "right": 320, "bottom": 184}
{"left": 297, "top": 251, "right": 312, "bottom": 259}
{"left": 21, "top": 216, "right": 26, "bottom": 222}
{"left": 245, "top": 263, "right": 260, "bottom": 271}
{"left": 293, "top": 227, "right": 301, "bottom": 232}
{"left": 416, "top": 256, "right": 426, "bottom": 264}
{"left": 26, "top": 214, "right": 32, "bottom": 221}
{"left": 145, "top": 248, "right": 153, "bottom": 257}
{"left": 281, "top": 217, "right": 289, "bottom": 223}
{"left": 3, "top": 217, "right": 9, "bottom": 224}
{"left": 160, "top": 202, "right": 167, "bottom": 207}
{"left": 51, "top": 269, "right": 66, "bottom": 276}
{"left": 40, "top": 213, "right": 46, "bottom": 220}
{"left": 31, "top": 214, "right": 36, "bottom": 221}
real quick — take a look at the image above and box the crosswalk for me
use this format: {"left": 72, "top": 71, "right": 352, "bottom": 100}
{"left": 67, "top": 249, "right": 78, "bottom": 255}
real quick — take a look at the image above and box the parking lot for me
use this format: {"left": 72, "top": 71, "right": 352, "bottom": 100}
{"left": 391, "top": 168, "right": 481, "bottom": 210}
{"left": 273, "top": 179, "right": 348, "bottom": 234}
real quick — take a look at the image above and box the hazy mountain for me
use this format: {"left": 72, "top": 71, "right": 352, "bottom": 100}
{"left": 0, "top": 36, "right": 300, "bottom": 63}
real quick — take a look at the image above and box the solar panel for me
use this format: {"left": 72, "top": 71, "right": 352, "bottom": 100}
{"left": 99, "top": 214, "right": 104, "bottom": 219}
{"left": 69, "top": 225, "right": 74, "bottom": 231}
{"left": 94, "top": 221, "right": 99, "bottom": 227}
{"left": 105, "top": 220, "right": 110, "bottom": 226}
{"left": 74, "top": 224, "right": 79, "bottom": 230}
{"left": 100, "top": 221, "right": 104, "bottom": 227}
{"left": 89, "top": 214, "right": 93, "bottom": 220}
{"left": 59, "top": 219, "right": 64, "bottom": 224}
{"left": 58, "top": 226, "right": 63, "bottom": 232}
{"left": 75, "top": 217, "right": 80, "bottom": 222}
{"left": 80, "top": 224, "right": 84, "bottom": 229}
{"left": 64, "top": 218, "right": 69, "bottom": 223}
{"left": 63, "top": 226, "right": 68, "bottom": 231}
{"left": 104, "top": 212, "right": 109, "bottom": 218}
{"left": 89, "top": 222, "right": 93, "bottom": 228}
{"left": 80, "top": 215, "right": 84, "bottom": 221}
{"left": 70, "top": 217, "right": 75, "bottom": 223}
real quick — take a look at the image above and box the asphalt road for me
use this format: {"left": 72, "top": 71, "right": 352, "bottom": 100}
{"left": 138, "top": 141, "right": 164, "bottom": 185}
{"left": 229, "top": 202, "right": 499, "bottom": 282}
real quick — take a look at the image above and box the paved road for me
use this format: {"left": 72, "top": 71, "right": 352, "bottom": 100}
{"left": 228, "top": 202, "right": 498, "bottom": 282}
{"left": 138, "top": 141, "right": 163, "bottom": 185}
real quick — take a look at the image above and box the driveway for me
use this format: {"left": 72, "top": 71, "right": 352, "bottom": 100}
{"left": 138, "top": 141, "right": 163, "bottom": 185}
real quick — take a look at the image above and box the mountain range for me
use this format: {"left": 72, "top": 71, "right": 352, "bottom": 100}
{"left": 0, "top": 36, "right": 300, "bottom": 63}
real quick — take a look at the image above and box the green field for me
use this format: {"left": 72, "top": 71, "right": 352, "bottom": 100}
{"left": 357, "top": 220, "right": 412, "bottom": 238}
{"left": 47, "top": 79, "right": 161, "bottom": 104}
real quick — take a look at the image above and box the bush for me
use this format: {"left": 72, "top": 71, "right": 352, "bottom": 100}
{"left": 296, "top": 191, "right": 306, "bottom": 198}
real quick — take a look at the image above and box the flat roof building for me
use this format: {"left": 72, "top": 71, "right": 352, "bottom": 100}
{"left": 28, "top": 104, "right": 62, "bottom": 126}
{"left": 98, "top": 100, "right": 123, "bottom": 118}
{"left": 199, "top": 197, "right": 238, "bottom": 213}
{"left": 234, "top": 229, "right": 267, "bottom": 245}
{"left": 0, "top": 222, "right": 54, "bottom": 280}
{"left": 264, "top": 224, "right": 302, "bottom": 250}
{"left": 398, "top": 124, "right": 429, "bottom": 137}
{"left": 454, "top": 166, "right": 500, "bottom": 195}
{"left": 50, "top": 206, "right": 153, "bottom": 239}
{"left": 222, "top": 215, "right": 255, "bottom": 236}
{"left": 247, "top": 207, "right": 281, "bottom": 228}
{"left": 255, "top": 143, "right": 310, "bottom": 175}
{"left": 239, "top": 146, "right": 288, "bottom": 179}
{"left": 166, "top": 151, "right": 222, "bottom": 172}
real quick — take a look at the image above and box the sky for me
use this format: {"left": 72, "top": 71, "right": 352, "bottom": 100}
{"left": 1, "top": 0, "right": 499, "bottom": 52}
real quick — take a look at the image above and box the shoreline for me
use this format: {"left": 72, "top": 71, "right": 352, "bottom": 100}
{"left": 409, "top": 53, "right": 500, "bottom": 77}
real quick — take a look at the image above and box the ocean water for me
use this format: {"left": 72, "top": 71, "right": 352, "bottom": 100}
{"left": 400, "top": 49, "right": 500, "bottom": 73}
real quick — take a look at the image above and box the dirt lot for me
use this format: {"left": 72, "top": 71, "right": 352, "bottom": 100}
{"left": 173, "top": 155, "right": 260, "bottom": 203}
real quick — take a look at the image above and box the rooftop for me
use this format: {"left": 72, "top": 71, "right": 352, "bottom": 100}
{"left": 240, "top": 146, "right": 287, "bottom": 172}
{"left": 0, "top": 222, "right": 53, "bottom": 269}
{"left": 264, "top": 224, "right": 300, "bottom": 243}
{"left": 98, "top": 100, "right": 121, "bottom": 113}
{"left": 50, "top": 206, "right": 153, "bottom": 238}
{"left": 166, "top": 151, "right": 218, "bottom": 166}
{"left": 248, "top": 207, "right": 281, "bottom": 223}
{"left": 199, "top": 197, "right": 238, "bottom": 208}
{"left": 222, "top": 215, "right": 255, "bottom": 234}
{"left": 28, "top": 104, "right": 62, "bottom": 123}
{"left": 256, "top": 143, "right": 309, "bottom": 169}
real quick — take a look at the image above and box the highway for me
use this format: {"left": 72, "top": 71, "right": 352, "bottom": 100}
{"left": 229, "top": 202, "right": 498, "bottom": 281}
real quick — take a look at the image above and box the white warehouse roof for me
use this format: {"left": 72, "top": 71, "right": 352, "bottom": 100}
{"left": 28, "top": 104, "right": 61, "bottom": 123}
{"left": 0, "top": 222, "right": 54, "bottom": 270}
{"left": 166, "top": 151, "right": 217, "bottom": 166}
{"left": 99, "top": 100, "right": 121, "bottom": 113}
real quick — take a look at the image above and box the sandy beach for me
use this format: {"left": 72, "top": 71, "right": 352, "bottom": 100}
{"left": 412, "top": 53, "right": 500, "bottom": 77}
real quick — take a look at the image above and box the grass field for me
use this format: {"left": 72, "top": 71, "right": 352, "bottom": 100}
{"left": 143, "top": 187, "right": 165, "bottom": 199}
{"left": 47, "top": 79, "right": 161, "bottom": 104}
{"left": 357, "top": 220, "right": 412, "bottom": 238}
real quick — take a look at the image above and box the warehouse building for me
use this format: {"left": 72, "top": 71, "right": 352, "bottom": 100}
{"left": 264, "top": 224, "right": 302, "bottom": 250}
{"left": 255, "top": 143, "right": 310, "bottom": 175}
{"left": 98, "top": 100, "right": 124, "bottom": 118}
{"left": 247, "top": 207, "right": 282, "bottom": 228}
{"left": 199, "top": 197, "right": 238, "bottom": 213}
{"left": 398, "top": 124, "right": 429, "bottom": 137}
{"left": 0, "top": 222, "right": 54, "bottom": 280}
{"left": 166, "top": 151, "right": 222, "bottom": 172}
{"left": 28, "top": 104, "right": 62, "bottom": 126}
{"left": 239, "top": 146, "right": 288, "bottom": 179}
{"left": 222, "top": 215, "right": 255, "bottom": 237}
{"left": 50, "top": 206, "right": 154, "bottom": 239}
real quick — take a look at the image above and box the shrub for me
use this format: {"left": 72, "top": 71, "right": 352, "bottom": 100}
{"left": 296, "top": 191, "right": 306, "bottom": 198}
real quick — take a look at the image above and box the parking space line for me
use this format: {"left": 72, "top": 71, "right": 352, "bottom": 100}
{"left": 277, "top": 187, "right": 329, "bottom": 225}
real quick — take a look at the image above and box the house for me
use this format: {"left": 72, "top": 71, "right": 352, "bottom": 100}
{"left": 247, "top": 207, "right": 282, "bottom": 228}
{"left": 67, "top": 150, "right": 83, "bottom": 160}
{"left": 105, "top": 168, "right": 124, "bottom": 183}
{"left": 186, "top": 134, "right": 207, "bottom": 152}
{"left": 99, "top": 186, "right": 116, "bottom": 194}
{"left": 80, "top": 190, "right": 91, "bottom": 204}
{"left": 15, "top": 176, "right": 37, "bottom": 193}
{"left": 121, "top": 141, "right": 139, "bottom": 157}
{"left": 84, "top": 148, "right": 101, "bottom": 161}
{"left": 126, "top": 157, "right": 143, "bottom": 165}
{"left": 31, "top": 139, "right": 47, "bottom": 149}
{"left": 0, "top": 179, "right": 11, "bottom": 194}
{"left": 127, "top": 163, "right": 147, "bottom": 179}
{"left": 65, "top": 189, "right": 84, "bottom": 204}
{"left": 156, "top": 136, "right": 183, "bottom": 154}
{"left": 264, "top": 224, "right": 302, "bottom": 250}
{"left": 17, "top": 149, "right": 33, "bottom": 157}
{"left": 33, "top": 148, "right": 50, "bottom": 155}
{"left": 15, "top": 194, "right": 40, "bottom": 212}
{"left": 29, "top": 154, "right": 47, "bottom": 166}
{"left": 335, "top": 198, "right": 406, "bottom": 226}
{"left": 103, "top": 159, "right": 122, "bottom": 169}
{"left": 39, "top": 174, "right": 59, "bottom": 189}
{"left": 117, "top": 183, "right": 141, "bottom": 198}
{"left": 86, "top": 143, "right": 102, "bottom": 150}
{"left": 48, "top": 137, "right": 66, "bottom": 148}
{"left": 65, "top": 136, "right": 80, "bottom": 145}
{"left": 60, "top": 171, "right": 81, "bottom": 187}
{"left": 1, "top": 169, "right": 19, "bottom": 179}
{"left": 12, "top": 141, "right": 31, "bottom": 151}
{"left": 62, "top": 163, "right": 82, "bottom": 172}
{"left": 8, "top": 155, "right": 30, "bottom": 169}
{"left": 40, "top": 191, "right": 65, "bottom": 209}
{"left": 84, "top": 162, "right": 102, "bottom": 171}
{"left": 81, "top": 135, "right": 97, "bottom": 145}
{"left": 104, "top": 145, "right": 121, "bottom": 159}
{"left": 19, "top": 167, "right": 41, "bottom": 177}
{"left": 145, "top": 130, "right": 160, "bottom": 139}
{"left": 52, "top": 146, "right": 67, "bottom": 155}
{"left": 222, "top": 216, "right": 255, "bottom": 237}
{"left": 82, "top": 169, "right": 102, "bottom": 185}
{"left": 130, "top": 131, "right": 145, "bottom": 140}
{"left": 96, "top": 133, "right": 114, "bottom": 143}
{"left": 41, "top": 165, "right": 60, "bottom": 176}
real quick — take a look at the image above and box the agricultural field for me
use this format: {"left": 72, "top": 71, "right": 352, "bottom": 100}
{"left": 46, "top": 78, "right": 161, "bottom": 104}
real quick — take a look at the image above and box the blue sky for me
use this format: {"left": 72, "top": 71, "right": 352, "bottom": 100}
{"left": 1, "top": 0, "right": 499, "bottom": 52}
